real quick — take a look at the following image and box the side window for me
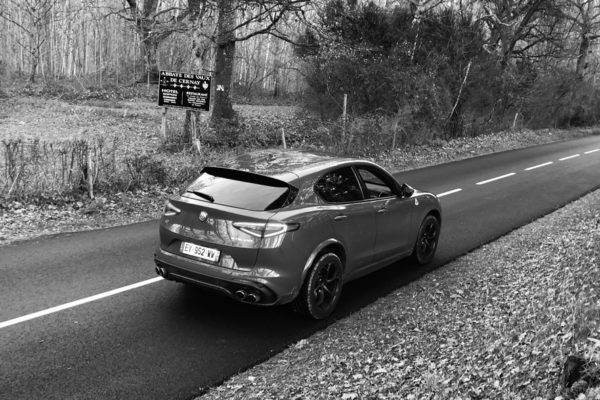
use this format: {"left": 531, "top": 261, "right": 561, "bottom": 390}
{"left": 357, "top": 168, "right": 395, "bottom": 198}
{"left": 314, "top": 167, "right": 363, "bottom": 203}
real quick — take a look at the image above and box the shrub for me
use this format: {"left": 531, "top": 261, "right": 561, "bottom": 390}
{"left": 523, "top": 70, "right": 600, "bottom": 128}
{"left": 297, "top": 2, "right": 498, "bottom": 144}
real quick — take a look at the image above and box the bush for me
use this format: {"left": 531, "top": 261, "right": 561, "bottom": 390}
{"left": 298, "top": 2, "right": 498, "bottom": 143}
{"left": 523, "top": 70, "right": 600, "bottom": 128}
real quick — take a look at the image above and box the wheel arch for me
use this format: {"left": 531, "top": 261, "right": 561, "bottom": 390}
{"left": 427, "top": 208, "right": 442, "bottom": 225}
{"left": 301, "top": 239, "right": 346, "bottom": 281}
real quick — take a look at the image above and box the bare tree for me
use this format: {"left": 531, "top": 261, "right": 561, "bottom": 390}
{"left": 0, "top": 0, "right": 57, "bottom": 82}
{"left": 120, "top": 0, "right": 210, "bottom": 82}
{"left": 478, "top": 0, "right": 552, "bottom": 67}
{"left": 556, "top": 0, "right": 600, "bottom": 76}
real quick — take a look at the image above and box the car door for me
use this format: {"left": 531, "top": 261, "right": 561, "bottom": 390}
{"left": 314, "top": 166, "right": 377, "bottom": 273}
{"left": 355, "top": 166, "right": 413, "bottom": 263}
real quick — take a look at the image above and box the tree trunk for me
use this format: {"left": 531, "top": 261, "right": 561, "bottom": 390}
{"left": 126, "top": 0, "right": 160, "bottom": 83}
{"left": 140, "top": 31, "right": 160, "bottom": 83}
{"left": 576, "top": 32, "right": 590, "bottom": 77}
{"left": 29, "top": 35, "right": 38, "bottom": 83}
{"left": 212, "top": 0, "right": 237, "bottom": 121}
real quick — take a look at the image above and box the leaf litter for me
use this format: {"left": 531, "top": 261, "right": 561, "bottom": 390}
{"left": 198, "top": 190, "right": 600, "bottom": 400}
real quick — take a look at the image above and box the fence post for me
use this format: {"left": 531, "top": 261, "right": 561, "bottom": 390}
{"left": 87, "top": 145, "right": 94, "bottom": 199}
{"left": 342, "top": 93, "right": 348, "bottom": 146}
{"left": 161, "top": 107, "right": 168, "bottom": 138}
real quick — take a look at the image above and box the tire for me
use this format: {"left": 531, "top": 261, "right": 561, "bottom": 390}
{"left": 411, "top": 214, "right": 440, "bottom": 265}
{"left": 292, "top": 252, "right": 343, "bottom": 320}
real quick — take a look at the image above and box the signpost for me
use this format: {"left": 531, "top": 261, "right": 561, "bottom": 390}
{"left": 158, "top": 70, "right": 211, "bottom": 110}
{"left": 158, "top": 70, "right": 212, "bottom": 138}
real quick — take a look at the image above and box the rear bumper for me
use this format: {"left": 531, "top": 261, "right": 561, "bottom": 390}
{"left": 154, "top": 247, "right": 299, "bottom": 305}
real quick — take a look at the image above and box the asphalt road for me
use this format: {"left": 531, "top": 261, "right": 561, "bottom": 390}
{"left": 1, "top": 135, "right": 599, "bottom": 400}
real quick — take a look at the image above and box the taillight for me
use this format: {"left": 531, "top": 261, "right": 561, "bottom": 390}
{"left": 232, "top": 222, "right": 299, "bottom": 238}
{"left": 163, "top": 200, "right": 181, "bottom": 217}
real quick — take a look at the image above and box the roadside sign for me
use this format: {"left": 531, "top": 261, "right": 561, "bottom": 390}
{"left": 158, "top": 70, "right": 211, "bottom": 111}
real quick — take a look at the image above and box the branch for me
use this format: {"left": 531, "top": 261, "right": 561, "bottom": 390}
{"left": 229, "top": 1, "right": 309, "bottom": 42}
{"left": 448, "top": 60, "right": 472, "bottom": 120}
{"left": 0, "top": 12, "right": 33, "bottom": 34}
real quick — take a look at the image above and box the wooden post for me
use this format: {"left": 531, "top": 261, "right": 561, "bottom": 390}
{"left": 193, "top": 113, "right": 202, "bottom": 156}
{"left": 161, "top": 107, "right": 167, "bottom": 138}
{"left": 281, "top": 127, "right": 287, "bottom": 149}
{"left": 191, "top": 111, "right": 197, "bottom": 143}
{"left": 342, "top": 93, "right": 348, "bottom": 145}
{"left": 87, "top": 145, "right": 94, "bottom": 199}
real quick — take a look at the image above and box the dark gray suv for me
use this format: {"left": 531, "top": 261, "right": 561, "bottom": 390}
{"left": 154, "top": 149, "right": 441, "bottom": 319}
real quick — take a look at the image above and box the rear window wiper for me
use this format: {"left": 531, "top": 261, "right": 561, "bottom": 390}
{"left": 188, "top": 190, "right": 214, "bottom": 202}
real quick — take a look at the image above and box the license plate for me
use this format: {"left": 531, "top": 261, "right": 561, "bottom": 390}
{"left": 180, "top": 242, "right": 221, "bottom": 263}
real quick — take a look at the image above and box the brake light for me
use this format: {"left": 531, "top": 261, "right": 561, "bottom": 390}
{"left": 163, "top": 201, "right": 181, "bottom": 216}
{"left": 232, "top": 222, "right": 300, "bottom": 238}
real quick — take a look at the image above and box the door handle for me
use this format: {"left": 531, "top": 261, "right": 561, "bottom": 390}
{"left": 377, "top": 207, "right": 388, "bottom": 214}
{"left": 333, "top": 214, "right": 348, "bottom": 221}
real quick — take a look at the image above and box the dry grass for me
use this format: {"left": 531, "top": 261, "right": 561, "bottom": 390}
{"left": 0, "top": 96, "right": 162, "bottom": 142}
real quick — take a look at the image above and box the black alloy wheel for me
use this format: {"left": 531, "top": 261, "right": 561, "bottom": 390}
{"left": 293, "top": 252, "right": 343, "bottom": 320}
{"left": 412, "top": 214, "right": 440, "bottom": 265}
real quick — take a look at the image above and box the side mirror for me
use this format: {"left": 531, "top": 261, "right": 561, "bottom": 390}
{"left": 398, "top": 183, "right": 415, "bottom": 198}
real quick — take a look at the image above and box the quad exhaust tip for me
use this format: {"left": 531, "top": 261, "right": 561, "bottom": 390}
{"left": 153, "top": 266, "right": 263, "bottom": 303}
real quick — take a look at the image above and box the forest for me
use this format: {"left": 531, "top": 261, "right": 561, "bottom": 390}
{"left": 2, "top": 0, "right": 600, "bottom": 134}
{"left": 1, "top": 0, "right": 600, "bottom": 200}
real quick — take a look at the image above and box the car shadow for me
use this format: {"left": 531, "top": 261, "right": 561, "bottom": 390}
{"left": 172, "top": 255, "right": 438, "bottom": 327}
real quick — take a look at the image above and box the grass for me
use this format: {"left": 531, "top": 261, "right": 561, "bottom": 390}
{"left": 197, "top": 188, "right": 600, "bottom": 400}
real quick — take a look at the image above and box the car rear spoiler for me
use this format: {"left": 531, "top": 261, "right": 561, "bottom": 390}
{"left": 203, "top": 167, "right": 292, "bottom": 188}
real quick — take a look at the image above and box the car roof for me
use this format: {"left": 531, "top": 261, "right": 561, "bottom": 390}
{"left": 217, "top": 149, "right": 365, "bottom": 183}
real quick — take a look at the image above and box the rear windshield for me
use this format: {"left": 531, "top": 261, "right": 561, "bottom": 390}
{"left": 185, "top": 167, "right": 298, "bottom": 211}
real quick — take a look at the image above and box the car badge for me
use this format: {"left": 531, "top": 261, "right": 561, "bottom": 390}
{"left": 199, "top": 211, "right": 208, "bottom": 222}
{"left": 414, "top": 198, "right": 419, "bottom": 206}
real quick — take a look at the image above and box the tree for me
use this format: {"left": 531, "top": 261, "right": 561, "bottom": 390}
{"left": 478, "top": 0, "right": 554, "bottom": 68}
{"left": 557, "top": 0, "right": 600, "bottom": 76}
{"left": 121, "top": 0, "right": 309, "bottom": 126}
{"left": 210, "top": 0, "right": 310, "bottom": 121}
{"left": 0, "top": 0, "right": 57, "bottom": 82}
{"left": 121, "top": 0, "right": 208, "bottom": 82}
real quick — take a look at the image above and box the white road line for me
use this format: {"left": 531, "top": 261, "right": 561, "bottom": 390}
{"left": 584, "top": 149, "right": 600, "bottom": 154}
{"left": 524, "top": 161, "right": 553, "bottom": 171}
{"left": 437, "top": 188, "right": 462, "bottom": 197}
{"left": 476, "top": 173, "right": 516, "bottom": 186}
{"left": 559, "top": 154, "right": 580, "bottom": 161}
{"left": 0, "top": 277, "right": 163, "bottom": 330}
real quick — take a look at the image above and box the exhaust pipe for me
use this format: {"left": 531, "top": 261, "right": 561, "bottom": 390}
{"left": 234, "top": 289, "right": 261, "bottom": 303}
{"left": 155, "top": 266, "right": 168, "bottom": 278}
{"left": 246, "top": 293, "right": 261, "bottom": 303}
{"left": 235, "top": 289, "right": 248, "bottom": 301}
